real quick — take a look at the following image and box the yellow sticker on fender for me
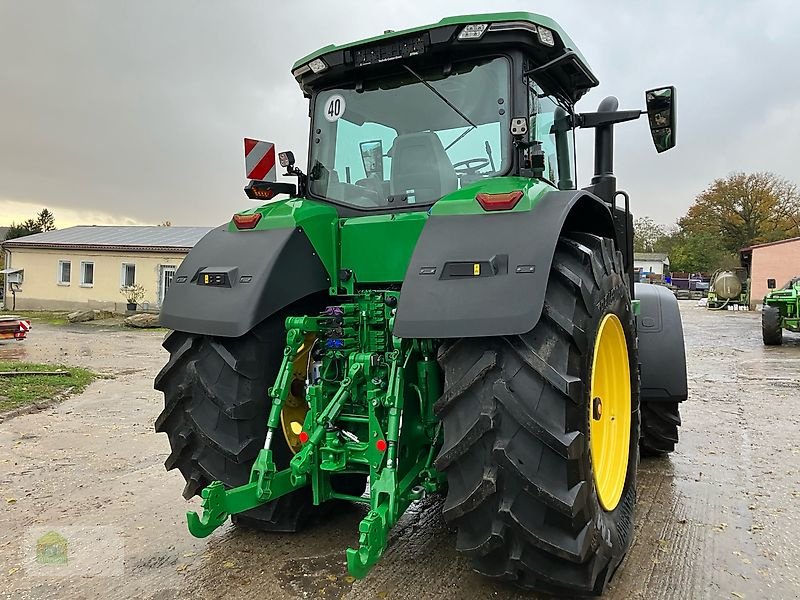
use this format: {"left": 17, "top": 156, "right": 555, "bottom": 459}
{"left": 473, "top": 263, "right": 481, "bottom": 276}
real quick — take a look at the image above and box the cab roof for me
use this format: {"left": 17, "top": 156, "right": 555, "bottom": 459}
{"left": 294, "top": 12, "right": 590, "bottom": 72}
{"left": 291, "top": 12, "right": 597, "bottom": 104}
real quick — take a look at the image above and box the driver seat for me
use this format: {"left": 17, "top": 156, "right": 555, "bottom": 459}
{"left": 390, "top": 132, "right": 457, "bottom": 203}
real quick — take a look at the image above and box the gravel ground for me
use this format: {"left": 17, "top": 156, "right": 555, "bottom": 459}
{"left": 0, "top": 304, "right": 798, "bottom": 599}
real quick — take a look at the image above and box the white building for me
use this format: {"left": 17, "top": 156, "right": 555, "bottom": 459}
{"left": 634, "top": 252, "right": 670, "bottom": 276}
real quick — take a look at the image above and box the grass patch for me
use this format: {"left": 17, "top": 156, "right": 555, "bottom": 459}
{"left": 0, "top": 361, "right": 95, "bottom": 413}
{"left": 12, "top": 310, "right": 71, "bottom": 326}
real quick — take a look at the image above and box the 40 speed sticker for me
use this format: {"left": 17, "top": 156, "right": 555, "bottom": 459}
{"left": 324, "top": 94, "right": 346, "bottom": 122}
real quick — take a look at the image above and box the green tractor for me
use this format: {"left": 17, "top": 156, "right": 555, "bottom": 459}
{"left": 762, "top": 276, "right": 800, "bottom": 345}
{"left": 155, "top": 12, "right": 688, "bottom": 596}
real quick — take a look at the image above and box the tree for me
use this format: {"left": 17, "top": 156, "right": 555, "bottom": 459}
{"left": 660, "top": 229, "right": 729, "bottom": 273}
{"left": 633, "top": 217, "right": 667, "bottom": 253}
{"left": 679, "top": 172, "right": 800, "bottom": 254}
{"left": 5, "top": 208, "right": 56, "bottom": 240}
{"left": 6, "top": 219, "right": 41, "bottom": 240}
{"left": 36, "top": 208, "right": 56, "bottom": 232}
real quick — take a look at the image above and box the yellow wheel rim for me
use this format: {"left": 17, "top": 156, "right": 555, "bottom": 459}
{"left": 280, "top": 335, "right": 314, "bottom": 454}
{"left": 589, "top": 313, "right": 631, "bottom": 511}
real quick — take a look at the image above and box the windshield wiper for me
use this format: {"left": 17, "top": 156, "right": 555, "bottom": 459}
{"left": 401, "top": 64, "right": 477, "bottom": 129}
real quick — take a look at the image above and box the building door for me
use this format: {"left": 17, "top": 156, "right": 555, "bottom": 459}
{"left": 159, "top": 266, "right": 176, "bottom": 306}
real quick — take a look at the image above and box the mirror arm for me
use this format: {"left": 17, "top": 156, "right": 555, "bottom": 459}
{"left": 575, "top": 109, "right": 645, "bottom": 129}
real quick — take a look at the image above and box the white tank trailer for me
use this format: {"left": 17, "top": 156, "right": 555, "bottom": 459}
{"left": 707, "top": 268, "right": 749, "bottom": 309}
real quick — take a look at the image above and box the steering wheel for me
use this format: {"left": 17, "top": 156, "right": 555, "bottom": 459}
{"left": 452, "top": 157, "right": 491, "bottom": 176}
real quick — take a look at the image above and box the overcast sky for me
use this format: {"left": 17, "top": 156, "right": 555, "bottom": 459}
{"left": 1, "top": 1, "right": 798, "bottom": 228}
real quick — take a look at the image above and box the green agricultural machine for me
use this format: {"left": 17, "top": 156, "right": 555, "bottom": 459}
{"left": 762, "top": 276, "right": 800, "bottom": 345}
{"left": 155, "top": 12, "right": 688, "bottom": 595}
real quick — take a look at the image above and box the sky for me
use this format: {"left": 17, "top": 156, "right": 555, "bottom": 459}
{"left": 1, "top": 1, "right": 798, "bottom": 228}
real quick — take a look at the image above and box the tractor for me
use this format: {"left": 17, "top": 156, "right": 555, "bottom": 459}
{"left": 155, "top": 12, "right": 688, "bottom": 596}
{"left": 762, "top": 276, "right": 800, "bottom": 345}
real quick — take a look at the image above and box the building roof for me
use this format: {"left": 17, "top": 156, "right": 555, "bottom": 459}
{"left": 741, "top": 236, "right": 800, "bottom": 251}
{"left": 0, "top": 227, "right": 9, "bottom": 242}
{"left": 1, "top": 225, "right": 214, "bottom": 253}
{"left": 634, "top": 252, "right": 669, "bottom": 262}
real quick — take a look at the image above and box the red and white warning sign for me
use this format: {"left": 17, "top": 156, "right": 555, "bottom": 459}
{"left": 244, "top": 138, "right": 277, "bottom": 182}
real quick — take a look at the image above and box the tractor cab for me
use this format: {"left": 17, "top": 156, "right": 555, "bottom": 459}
{"left": 285, "top": 12, "right": 674, "bottom": 214}
{"left": 288, "top": 13, "right": 597, "bottom": 212}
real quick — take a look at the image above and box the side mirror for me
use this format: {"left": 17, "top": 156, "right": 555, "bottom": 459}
{"left": 767, "top": 278, "right": 776, "bottom": 289}
{"left": 359, "top": 140, "right": 385, "bottom": 180}
{"left": 645, "top": 86, "right": 676, "bottom": 153}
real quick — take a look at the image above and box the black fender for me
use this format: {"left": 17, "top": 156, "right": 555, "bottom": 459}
{"left": 160, "top": 225, "right": 330, "bottom": 338}
{"left": 393, "top": 190, "right": 618, "bottom": 338}
{"left": 635, "top": 283, "right": 688, "bottom": 403}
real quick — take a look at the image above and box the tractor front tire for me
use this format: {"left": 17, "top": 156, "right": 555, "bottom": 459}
{"left": 436, "top": 233, "right": 640, "bottom": 596}
{"left": 155, "top": 308, "right": 364, "bottom": 532}
{"left": 640, "top": 401, "right": 681, "bottom": 456}
{"left": 762, "top": 306, "right": 783, "bottom": 346}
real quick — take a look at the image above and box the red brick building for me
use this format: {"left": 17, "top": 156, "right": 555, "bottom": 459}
{"left": 744, "top": 237, "right": 800, "bottom": 307}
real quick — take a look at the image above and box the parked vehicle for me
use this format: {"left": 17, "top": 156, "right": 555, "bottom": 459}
{"left": 154, "top": 12, "right": 687, "bottom": 595}
{"left": 762, "top": 276, "right": 800, "bottom": 345}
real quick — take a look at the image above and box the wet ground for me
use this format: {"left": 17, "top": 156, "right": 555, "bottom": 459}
{"left": 0, "top": 304, "right": 798, "bottom": 599}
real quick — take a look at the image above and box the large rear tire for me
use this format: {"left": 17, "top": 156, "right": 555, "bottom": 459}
{"left": 154, "top": 305, "right": 364, "bottom": 532}
{"left": 762, "top": 306, "right": 783, "bottom": 346}
{"left": 436, "top": 233, "right": 640, "bottom": 596}
{"left": 640, "top": 400, "right": 681, "bottom": 456}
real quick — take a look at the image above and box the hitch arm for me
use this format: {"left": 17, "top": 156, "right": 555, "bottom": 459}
{"left": 186, "top": 468, "right": 307, "bottom": 537}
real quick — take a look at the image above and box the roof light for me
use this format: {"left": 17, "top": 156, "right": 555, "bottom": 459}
{"left": 476, "top": 190, "right": 524, "bottom": 212}
{"left": 307, "top": 58, "right": 328, "bottom": 73}
{"left": 488, "top": 21, "right": 557, "bottom": 47}
{"left": 458, "top": 23, "right": 489, "bottom": 41}
{"left": 232, "top": 212, "right": 262, "bottom": 230}
{"left": 488, "top": 21, "right": 537, "bottom": 34}
{"left": 536, "top": 26, "right": 555, "bottom": 47}
{"left": 291, "top": 64, "right": 311, "bottom": 78}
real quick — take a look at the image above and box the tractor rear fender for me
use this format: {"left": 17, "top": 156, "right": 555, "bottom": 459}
{"left": 159, "top": 225, "right": 330, "bottom": 338}
{"left": 635, "top": 282, "right": 688, "bottom": 403}
{"left": 393, "top": 190, "right": 619, "bottom": 338}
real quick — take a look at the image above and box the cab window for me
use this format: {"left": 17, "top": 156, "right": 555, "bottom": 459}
{"left": 528, "top": 82, "right": 576, "bottom": 189}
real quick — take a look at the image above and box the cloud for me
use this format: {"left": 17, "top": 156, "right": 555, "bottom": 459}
{"left": 0, "top": 197, "right": 145, "bottom": 227}
{"left": 0, "top": 0, "right": 798, "bottom": 228}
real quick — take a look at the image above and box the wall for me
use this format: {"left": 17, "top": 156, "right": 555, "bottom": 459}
{"left": 3, "top": 247, "right": 186, "bottom": 312}
{"left": 750, "top": 239, "right": 800, "bottom": 308}
{"left": 634, "top": 260, "right": 668, "bottom": 275}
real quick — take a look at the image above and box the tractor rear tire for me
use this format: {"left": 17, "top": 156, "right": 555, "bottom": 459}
{"left": 762, "top": 306, "right": 783, "bottom": 346}
{"left": 154, "top": 306, "right": 365, "bottom": 532}
{"left": 436, "top": 233, "right": 640, "bottom": 596}
{"left": 640, "top": 401, "right": 681, "bottom": 456}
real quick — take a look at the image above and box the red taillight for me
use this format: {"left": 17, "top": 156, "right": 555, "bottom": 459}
{"left": 376, "top": 439, "right": 387, "bottom": 452}
{"left": 475, "top": 190, "right": 524, "bottom": 212}
{"left": 298, "top": 431, "right": 309, "bottom": 444}
{"left": 232, "top": 212, "right": 262, "bottom": 229}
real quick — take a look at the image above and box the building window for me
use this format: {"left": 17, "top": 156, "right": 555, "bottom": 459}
{"left": 80, "top": 261, "right": 94, "bottom": 287}
{"left": 121, "top": 263, "right": 136, "bottom": 287}
{"left": 58, "top": 260, "right": 71, "bottom": 285}
{"left": 159, "top": 265, "right": 177, "bottom": 305}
